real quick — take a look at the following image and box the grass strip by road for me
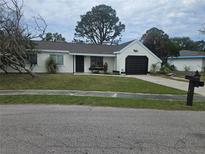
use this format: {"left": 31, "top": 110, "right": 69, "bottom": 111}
{"left": 0, "top": 74, "right": 185, "bottom": 95}
{"left": 0, "top": 95, "right": 204, "bottom": 111}
{"left": 151, "top": 72, "right": 205, "bottom": 83}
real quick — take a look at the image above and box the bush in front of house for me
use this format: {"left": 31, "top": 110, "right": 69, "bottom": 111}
{"left": 103, "top": 62, "right": 108, "bottom": 73}
{"left": 46, "top": 57, "right": 58, "bottom": 73}
{"left": 159, "top": 63, "right": 177, "bottom": 74}
{"left": 184, "top": 65, "right": 190, "bottom": 72}
{"left": 150, "top": 63, "right": 160, "bottom": 74}
{"left": 202, "top": 66, "right": 205, "bottom": 73}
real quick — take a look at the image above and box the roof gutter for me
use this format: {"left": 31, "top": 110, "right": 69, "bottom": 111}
{"left": 69, "top": 53, "right": 116, "bottom": 57}
{"left": 37, "top": 49, "right": 70, "bottom": 54}
{"left": 30, "top": 49, "right": 116, "bottom": 57}
{"left": 168, "top": 56, "right": 205, "bottom": 59}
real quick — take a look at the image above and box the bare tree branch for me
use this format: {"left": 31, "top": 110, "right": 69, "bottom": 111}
{"left": 32, "top": 15, "right": 47, "bottom": 39}
{"left": 0, "top": 0, "right": 47, "bottom": 76}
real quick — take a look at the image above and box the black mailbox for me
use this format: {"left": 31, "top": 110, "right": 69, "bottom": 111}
{"left": 195, "top": 81, "right": 204, "bottom": 88}
{"left": 185, "top": 71, "right": 204, "bottom": 106}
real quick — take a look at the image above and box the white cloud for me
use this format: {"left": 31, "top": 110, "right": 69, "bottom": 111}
{"left": 182, "top": 0, "right": 199, "bottom": 5}
{"left": 22, "top": 0, "right": 205, "bottom": 42}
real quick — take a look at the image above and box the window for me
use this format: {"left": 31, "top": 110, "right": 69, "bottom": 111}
{"left": 90, "top": 56, "right": 103, "bottom": 67}
{"left": 27, "top": 54, "right": 37, "bottom": 65}
{"left": 50, "top": 54, "right": 64, "bottom": 65}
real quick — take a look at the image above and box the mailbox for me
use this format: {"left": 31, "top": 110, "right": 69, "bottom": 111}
{"left": 185, "top": 71, "right": 204, "bottom": 106}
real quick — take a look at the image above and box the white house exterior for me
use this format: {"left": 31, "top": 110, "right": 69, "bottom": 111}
{"left": 168, "top": 50, "right": 205, "bottom": 72}
{"left": 1, "top": 40, "right": 162, "bottom": 74}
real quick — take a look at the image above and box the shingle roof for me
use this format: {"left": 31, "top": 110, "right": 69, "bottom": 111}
{"left": 33, "top": 40, "right": 134, "bottom": 55}
{"left": 179, "top": 50, "right": 205, "bottom": 56}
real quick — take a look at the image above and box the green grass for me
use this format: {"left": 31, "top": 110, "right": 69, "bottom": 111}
{"left": 174, "top": 71, "right": 205, "bottom": 80}
{"left": 153, "top": 71, "right": 205, "bottom": 82}
{"left": 0, "top": 74, "right": 185, "bottom": 94}
{"left": 201, "top": 75, "right": 205, "bottom": 81}
{"left": 0, "top": 95, "right": 204, "bottom": 111}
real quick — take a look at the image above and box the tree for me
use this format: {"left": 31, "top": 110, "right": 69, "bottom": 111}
{"left": 199, "top": 24, "right": 205, "bottom": 51}
{"left": 42, "top": 32, "right": 66, "bottom": 42}
{"left": 0, "top": 0, "right": 47, "bottom": 76}
{"left": 170, "top": 37, "right": 195, "bottom": 50}
{"left": 141, "top": 27, "right": 179, "bottom": 63}
{"left": 170, "top": 37, "right": 205, "bottom": 51}
{"left": 194, "top": 40, "right": 205, "bottom": 51}
{"left": 74, "top": 4, "right": 125, "bottom": 45}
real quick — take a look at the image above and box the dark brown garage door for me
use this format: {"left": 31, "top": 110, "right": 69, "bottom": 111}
{"left": 125, "top": 56, "right": 148, "bottom": 74}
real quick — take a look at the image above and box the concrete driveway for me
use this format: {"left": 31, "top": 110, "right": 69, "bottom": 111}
{"left": 133, "top": 75, "right": 205, "bottom": 96}
{"left": 1, "top": 105, "right": 205, "bottom": 154}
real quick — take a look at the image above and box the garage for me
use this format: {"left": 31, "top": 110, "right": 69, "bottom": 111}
{"left": 125, "top": 56, "right": 148, "bottom": 74}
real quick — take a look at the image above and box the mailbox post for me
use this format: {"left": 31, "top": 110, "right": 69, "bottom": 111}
{"left": 185, "top": 71, "right": 204, "bottom": 106}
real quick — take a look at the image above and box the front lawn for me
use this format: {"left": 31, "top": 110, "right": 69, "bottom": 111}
{"left": 153, "top": 71, "right": 205, "bottom": 82}
{"left": 0, "top": 95, "right": 204, "bottom": 111}
{"left": 173, "top": 71, "right": 205, "bottom": 81}
{"left": 0, "top": 74, "right": 185, "bottom": 94}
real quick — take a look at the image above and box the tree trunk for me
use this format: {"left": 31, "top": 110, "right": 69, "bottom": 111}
{"left": 24, "top": 67, "right": 36, "bottom": 77}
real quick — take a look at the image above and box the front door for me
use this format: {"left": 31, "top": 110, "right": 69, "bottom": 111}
{"left": 76, "top": 56, "right": 84, "bottom": 72}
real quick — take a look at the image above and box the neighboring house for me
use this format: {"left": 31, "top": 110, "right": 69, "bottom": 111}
{"left": 168, "top": 50, "right": 205, "bottom": 72}
{"left": 1, "top": 40, "right": 162, "bottom": 74}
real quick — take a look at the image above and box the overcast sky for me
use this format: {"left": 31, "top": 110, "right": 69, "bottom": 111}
{"left": 23, "top": 0, "right": 205, "bottom": 42}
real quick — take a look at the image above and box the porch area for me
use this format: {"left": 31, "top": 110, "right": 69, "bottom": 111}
{"left": 72, "top": 55, "right": 116, "bottom": 73}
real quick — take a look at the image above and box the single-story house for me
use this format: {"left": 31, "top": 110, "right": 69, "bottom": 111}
{"left": 1, "top": 40, "right": 162, "bottom": 74}
{"left": 168, "top": 50, "right": 205, "bottom": 72}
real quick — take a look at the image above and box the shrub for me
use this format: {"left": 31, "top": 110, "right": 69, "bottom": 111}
{"left": 169, "top": 65, "right": 177, "bottom": 71}
{"left": 160, "top": 66, "right": 171, "bottom": 74}
{"left": 159, "top": 63, "right": 176, "bottom": 74}
{"left": 150, "top": 63, "right": 158, "bottom": 74}
{"left": 46, "top": 57, "right": 58, "bottom": 73}
{"left": 184, "top": 66, "right": 190, "bottom": 72}
{"left": 103, "top": 62, "right": 108, "bottom": 73}
{"left": 202, "top": 66, "right": 205, "bottom": 72}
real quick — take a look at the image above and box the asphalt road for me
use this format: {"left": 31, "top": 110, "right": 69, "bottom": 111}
{"left": 0, "top": 105, "right": 205, "bottom": 154}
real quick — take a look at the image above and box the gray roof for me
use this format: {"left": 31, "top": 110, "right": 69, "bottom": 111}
{"left": 33, "top": 40, "right": 134, "bottom": 55}
{"left": 179, "top": 50, "right": 205, "bottom": 56}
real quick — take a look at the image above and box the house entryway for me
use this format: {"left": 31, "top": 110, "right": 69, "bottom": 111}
{"left": 76, "top": 56, "right": 84, "bottom": 72}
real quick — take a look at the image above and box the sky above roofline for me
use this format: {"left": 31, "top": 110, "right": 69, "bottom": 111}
{"left": 23, "top": 0, "right": 205, "bottom": 43}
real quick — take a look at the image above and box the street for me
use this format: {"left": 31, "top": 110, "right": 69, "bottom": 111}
{"left": 0, "top": 105, "right": 205, "bottom": 154}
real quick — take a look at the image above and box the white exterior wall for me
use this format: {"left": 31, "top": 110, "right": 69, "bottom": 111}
{"left": 168, "top": 58, "right": 203, "bottom": 72}
{"left": 113, "top": 57, "right": 117, "bottom": 70}
{"left": 32, "top": 52, "right": 48, "bottom": 72}
{"left": 33, "top": 52, "right": 73, "bottom": 73}
{"left": 59, "top": 53, "right": 74, "bottom": 73}
{"left": 116, "top": 41, "right": 161, "bottom": 73}
{"left": 103, "top": 57, "right": 115, "bottom": 73}
{"left": 0, "top": 52, "right": 74, "bottom": 73}
{"left": 84, "top": 56, "right": 90, "bottom": 72}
